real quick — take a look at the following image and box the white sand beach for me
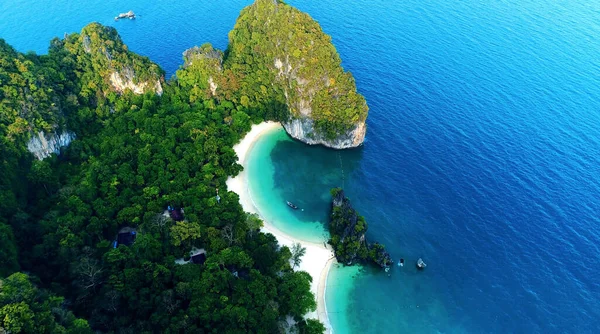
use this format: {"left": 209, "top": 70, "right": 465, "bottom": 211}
{"left": 226, "top": 122, "right": 336, "bottom": 333}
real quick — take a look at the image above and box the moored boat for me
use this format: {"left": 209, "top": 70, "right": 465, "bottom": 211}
{"left": 286, "top": 201, "right": 298, "bottom": 210}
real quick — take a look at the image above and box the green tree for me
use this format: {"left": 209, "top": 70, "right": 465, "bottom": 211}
{"left": 0, "top": 223, "right": 19, "bottom": 277}
{"left": 0, "top": 302, "right": 35, "bottom": 333}
{"left": 0, "top": 273, "right": 92, "bottom": 333}
{"left": 291, "top": 242, "right": 306, "bottom": 268}
{"left": 244, "top": 213, "right": 263, "bottom": 237}
{"left": 170, "top": 220, "right": 201, "bottom": 248}
{"left": 27, "top": 160, "right": 58, "bottom": 195}
{"left": 277, "top": 271, "right": 316, "bottom": 318}
{"left": 297, "top": 318, "right": 326, "bottom": 334}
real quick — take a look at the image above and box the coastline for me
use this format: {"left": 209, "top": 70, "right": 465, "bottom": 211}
{"left": 226, "top": 122, "right": 336, "bottom": 333}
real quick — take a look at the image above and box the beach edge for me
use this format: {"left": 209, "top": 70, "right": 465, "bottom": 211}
{"left": 226, "top": 121, "right": 336, "bottom": 333}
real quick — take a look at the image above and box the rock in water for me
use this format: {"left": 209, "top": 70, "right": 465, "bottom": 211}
{"left": 329, "top": 188, "right": 392, "bottom": 268}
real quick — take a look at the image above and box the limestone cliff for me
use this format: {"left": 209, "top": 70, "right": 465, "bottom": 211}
{"left": 283, "top": 119, "right": 366, "bottom": 149}
{"left": 177, "top": 0, "right": 368, "bottom": 148}
{"left": 27, "top": 131, "right": 75, "bottom": 160}
{"left": 230, "top": 0, "right": 368, "bottom": 148}
{"left": 108, "top": 69, "right": 163, "bottom": 95}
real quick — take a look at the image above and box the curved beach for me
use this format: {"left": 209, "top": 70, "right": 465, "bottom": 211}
{"left": 226, "top": 122, "right": 336, "bottom": 333}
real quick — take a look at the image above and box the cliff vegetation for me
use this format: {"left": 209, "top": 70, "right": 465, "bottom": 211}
{"left": 0, "top": 11, "right": 327, "bottom": 334}
{"left": 63, "top": 23, "right": 164, "bottom": 101}
{"left": 329, "top": 188, "right": 392, "bottom": 268}
{"left": 177, "top": 0, "right": 368, "bottom": 148}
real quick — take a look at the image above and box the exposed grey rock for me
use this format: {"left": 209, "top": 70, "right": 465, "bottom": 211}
{"left": 273, "top": 54, "right": 367, "bottom": 149}
{"left": 27, "top": 131, "right": 75, "bottom": 160}
{"left": 82, "top": 35, "right": 91, "bottom": 53}
{"left": 283, "top": 118, "right": 366, "bottom": 149}
{"left": 109, "top": 69, "right": 163, "bottom": 96}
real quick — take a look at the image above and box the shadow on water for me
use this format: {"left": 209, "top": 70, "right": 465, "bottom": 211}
{"left": 270, "top": 135, "right": 365, "bottom": 226}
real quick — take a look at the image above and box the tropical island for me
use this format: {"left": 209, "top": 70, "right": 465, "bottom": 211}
{"left": 0, "top": 0, "right": 368, "bottom": 333}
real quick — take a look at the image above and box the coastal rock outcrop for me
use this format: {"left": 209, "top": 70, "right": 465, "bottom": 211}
{"left": 177, "top": 0, "right": 368, "bottom": 149}
{"left": 232, "top": 0, "right": 369, "bottom": 148}
{"left": 18, "top": 24, "right": 165, "bottom": 160}
{"left": 329, "top": 188, "right": 392, "bottom": 267}
{"left": 27, "top": 130, "right": 75, "bottom": 160}
{"left": 283, "top": 119, "right": 366, "bottom": 149}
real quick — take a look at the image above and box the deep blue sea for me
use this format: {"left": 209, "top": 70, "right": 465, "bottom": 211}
{"left": 3, "top": 0, "right": 600, "bottom": 332}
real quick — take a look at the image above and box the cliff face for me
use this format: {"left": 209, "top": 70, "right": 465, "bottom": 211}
{"left": 283, "top": 119, "right": 366, "bottom": 149}
{"left": 230, "top": 0, "right": 369, "bottom": 148}
{"left": 109, "top": 70, "right": 163, "bottom": 95}
{"left": 4, "top": 24, "right": 165, "bottom": 161}
{"left": 177, "top": 0, "right": 368, "bottom": 149}
{"left": 329, "top": 188, "right": 392, "bottom": 268}
{"left": 27, "top": 131, "right": 75, "bottom": 160}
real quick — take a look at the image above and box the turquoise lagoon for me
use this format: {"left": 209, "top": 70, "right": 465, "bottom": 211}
{"left": 244, "top": 127, "right": 365, "bottom": 333}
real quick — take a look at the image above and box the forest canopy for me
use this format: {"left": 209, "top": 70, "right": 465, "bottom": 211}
{"left": 0, "top": 3, "right": 337, "bottom": 332}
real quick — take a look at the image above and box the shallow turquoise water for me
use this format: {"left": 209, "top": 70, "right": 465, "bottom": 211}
{"left": 245, "top": 128, "right": 365, "bottom": 332}
{"left": 246, "top": 128, "right": 465, "bottom": 333}
{"left": 325, "top": 264, "right": 362, "bottom": 333}
{"left": 246, "top": 128, "right": 330, "bottom": 244}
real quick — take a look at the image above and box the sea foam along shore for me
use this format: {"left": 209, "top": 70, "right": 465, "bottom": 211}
{"left": 226, "top": 121, "right": 336, "bottom": 333}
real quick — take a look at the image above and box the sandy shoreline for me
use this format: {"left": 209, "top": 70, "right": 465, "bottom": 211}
{"left": 226, "top": 122, "right": 336, "bottom": 333}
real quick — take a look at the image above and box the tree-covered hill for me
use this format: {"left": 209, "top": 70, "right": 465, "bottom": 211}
{"left": 0, "top": 1, "right": 370, "bottom": 332}
{"left": 64, "top": 22, "right": 164, "bottom": 101}
{"left": 177, "top": 0, "right": 369, "bottom": 148}
{"left": 1, "top": 19, "right": 324, "bottom": 334}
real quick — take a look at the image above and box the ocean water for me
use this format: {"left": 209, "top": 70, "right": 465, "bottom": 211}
{"left": 2, "top": 0, "right": 600, "bottom": 333}
{"left": 245, "top": 128, "right": 332, "bottom": 244}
